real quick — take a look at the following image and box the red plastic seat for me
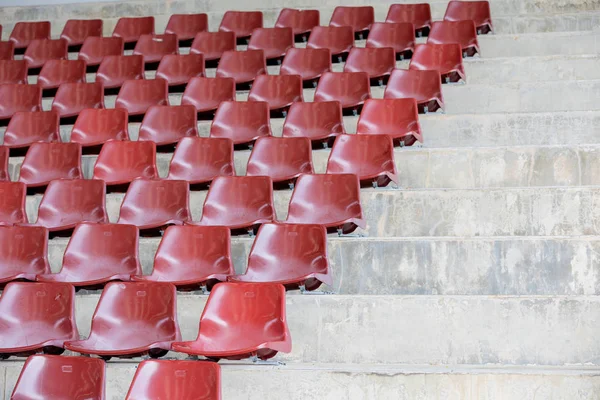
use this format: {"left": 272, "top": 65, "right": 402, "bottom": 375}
{"left": 165, "top": 13, "right": 209, "bottom": 43}
{"left": 0, "top": 41, "right": 14, "bottom": 60}
{"left": 0, "top": 60, "right": 28, "bottom": 84}
{"left": 329, "top": 6, "right": 374, "bottom": 39}
{"left": 196, "top": 176, "right": 275, "bottom": 233}
{"left": 117, "top": 179, "right": 191, "bottom": 231}
{"left": 282, "top": 101, "right": 345, "bottom": 146}
{"left": 78, "top": 36, "right": 124, "bottom": 67}
{"left": 93, "top": 140, "right": 158, "bottom": 187}
{"left": 307, "top": 26, "right": 354, "bottom": 62}
{"left": 366, "top": 22, "right": 415, "bottom": 60}
{"left": 0, "top": 226, "right": 50, "bottom": 285}
{"left": 138, "top": 105, "right": 198, "bottom": 147}
{"left": 219, "top": 11, "right": 263, "bottom": 43}
{"left": 280, "top": 48, "right": 331, "bottom": 86}
{"left": 156, "top": 54, "right": 205, "bottom": 88}
{"left": 19, "top": 143, "right": 83, "bottom": 188}
{"left": 215, "top": 50, "right": 266, "bottom": 88}
{"left": 386, "top": 4, "right": 432, "bottom": 37}
{"left": 231, "top": 223, "right": 330, "bottom": 290}
{"left": 0, "top": 282, "right": 77, "bottom": 357}
{"left": 70, "top": 108, "right": 130, "bottom": 149}
{"left": 410, "top": 43, "right": 465, "bottom": 83}
{"left": 3, "top": 110, "right": 59, "bottom": 149}
{"left": 384, "top": 68, "right": 444, "bottom": 113}
{"left": 0, "top": 181, "right": 27, "bottom": 225}
{"left": 287, "top": 173, "right": 365, "bottom": 234}
{"left": 133, "top": 225, "right": 233, "bottom": 289}
{"left": 125, "top": 360, "right": 221, "bottom": 400}
{"left": 190, "top": 31, "right": 236, "bottom": 63}
{"left": 357, "top": 98, "right": 422, "bottom": 146}
{"left": 60, "top": 19, "right": 103, "bottom": 48}
{"left": 172, "top": 282, "right": 290, "bottom": 360}
{"left": 444, "top": 0, "right": 493, "bottom": 34}
{"left": 9, "top": 21, "right": 51, "bottom": 50}
{"left": 428, "top": 20, "right": 480, "bottom": 57}
{"left": 0, "top": 84, "right": 42, "bottom": 122}
{"left": 32, "top": 179, "right": 108, "bottom": 233}
{"left": 133, "top": 34, "right": 179, "bottom": 65}
{"left": 52, "top": 82, "right": 104, "bottom": 120}
{"left": 112, "top": 16, "right": 155, "bottom": 45}
{"left": 37, "top": 223, "right": 141, "bottom": 287}
{"left": 23, "top": 38, "right": 68, "bottom": 70}
{"left": 181, "top": 77, "right": 236, "bottom": 118}
{"left": 275, "top": 9, "right": 320, "bottom": 40}
{"left": 167, "top": 137, "right": 235, "bottom": 185}
{"left": 0, "top": 147, "right": 7, "bottom": 181}
{"left": 313, "top": 71, "right": 371, "bottom": 115}
{"left": 96, "top": 55, "right": 145, "bottom": 90}
{"left": 248, "top": 74, "right": 303, "bottom": 116}
{"left": 327, "top": 134, "right": 398, "bottom": 187}
{"left": 115, "top": 78, "right": 169, "bottom": 117}
{"left": 37, "top": 60, "right": 87, "bottom": 90}
{"left": 65, "top": 281, "right": 181, "bottom": 358}
{"left": 344, "top": 47, "right": 396, "bottom": 85}
{"left": 10, "top": 355, "right": 105, "bottom": 400}
{"left": 247, "top": 27, "right": 294, "bottom": 63}
{"left": 210, "top": 101, "right": 271, "bottom": 146}
{"left": 246, "top": 137, "right": 313, "bottom": 186}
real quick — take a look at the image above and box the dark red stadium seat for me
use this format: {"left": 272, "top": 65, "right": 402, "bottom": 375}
{"left": 138, "top": 105, "right": 198, "bottom": 147}
{"left": 52, "top": 82, "right": 104, "bottom": 120}
{"left": 444, "top": 0, "right": 493, "bottom": 34}
{"left": 0, "top": 282, "right": 77, "bottom": 358}
{"left": 125, "top": 360, "right": 220, "bottom": 400}
{"left": 384, "top": 68, "right": 444, "bottom": 113}
{"left": 115, "top": 78, "right": 169, "bottom": 117}
{"left": 280, "top": 48, "right": 331, "bottom": 87}
{"left": 282, "top": 101, "right": 344, "bottom": 146}
{"left": 78, "top": 36, "right": 124, "bottom": 67}
{"left": 366, "top": 22, "right": 415, "bottom": 60}
{"left": 0, "top": 147, "right": 7, "bottom": 181}
{"left": 410, "top": 43, "right": 465, "bottom": 83}
{"left": 70, "top": 108, "right": 130, "bottom": 149}
{"left": 0, "top": 84, "right": 42, "bottom": 122}
{"left": 287, "top": 173, "right": 365, "bottom": 234}
{"left": 327, "top": 134, "right": 398, "bottom": 187}
{"left": 167, "top": 137, "right": 235, "bottom": 185}
{"left": 215, "top": 50, "right": 267, "bottom": 88}
{"left": 133, "top": 225, "right": 233, "bottom": 289}
{"left": 93, "top": 140, "right": 158, "bottom": 187}
{"left": 19, "top": 142, "right": 83, "bottom": 188}
{"left": 64, "top": 281, "right": 181, "bottom": 358}
{"left": 37, "top": 222, "right": 141, "bottom": 287}
{"left": 344, "top": 47, "right": 396, "bottom": 85}
{"left": 307, "top": 26, "right": 354, "bottom": 62}
{"left": 181, "top": 77, "right": 236, "bottom": 118}
{"left": 172, "top": 282, "right": 290, "bottom": 360}
{"left": 329, "top": 6, "right": 374, "bottom": 39}
{"left": 9, "top": 21, "right": 51, "bottom": 50}
{"left": 156, "top": 54, "right": 205, "bottom": 89}
{"left": 356, "top": 98, "right": 422, "bottom": 146}
{"left": 248, "top": 74, "right": 303, "bottom": 116}
{"left": 195, "top": 176, "right": 275, "bottom": 234}
{"left": 32, "top": 179, "right": 108, "bottom": 233}
{"left": 133, "top": 34, "right": 179, "bottom": 66}
{"left": 112, "top": 16, "right": 155, "bottom": 46}
{"left": 37, "top": 60, "right": 87, "bottom": 91}
{"left": 23, "top": 38, "right": 68, "bottom": 70}
{"left": 210, "top": 101, "right": 271, "bottom": 146}
{"left": 0, "top": 226, "right": 49, "bottom": 285}
{"left": 247, "top": 27, "right": 294, "bottom": 64}
{"left": 165, "top": 13, "right": 209, "bottom": 43}
{"left": 0, "top": 60, "right": 28, "bottom": 84}
{"left": 117, "top": 179, "right": 191, "bottom": 231}
{"left": 219, "top": 11, "right": 263, "bottom": 43}
{"left": 190, "top": 31, "right": 236, "bottom": 64}
{"left": 230, "top": 223, "right": 330, "bottom": 290}
{"left": 60, "top": 19, "right": 103, "bottom": 48}
{"left": 313, "top": 71, "right": 370, "bottom": 115}
{"left": 386, "top": 4, "right": 432, "bottom": 37}
{"left": 246, "top": 137, "right": 313, "bottom": 187}
{"left": 10, "top": 355, "right": 106, "bottom": 399}
{"left": 428, "top": 20, "right": 480, "bottom": 57}
{"left": 275, "top": 8, "right": 320, "bottom": 41}
{"left": 0, "top": 41, "right": 14, "bottom": 60}
{"left": 0, "top": 181, "right": 27, "bottom": 225}
{"left": 96, "top": 55, "right": 145, "bottom": 90}
{"left": 3, "top": 110, "right": 59, "bottom": 149}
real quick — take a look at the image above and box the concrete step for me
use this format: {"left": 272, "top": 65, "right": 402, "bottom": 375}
{"left": 24, "top": 187, "right": 600, "bottom": 237}
{"left": 46, "top": 235, "right": 600, "bottom": 296}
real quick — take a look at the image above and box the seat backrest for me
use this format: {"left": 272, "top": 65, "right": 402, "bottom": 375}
{"left": 60, "top": 19, "right": 103, "bottom": 47}
{"left": 280, "top": 48, "right": 331, "bottom": 82}
{"left": 247, "top": 27, "right": 294, "bottom": 59}
{"left": 0, "top": 60, "right": 28, "bottom": 85}
{"left": 282, "top": 101, "right": 345, "bottom": 141}
{"left": 247, "top": 74, "right": 303, "bottom": 111}
{"left": 444, "top": 0, "right": 493, "bottom": 33}
{"left": 0, "top": 225, "right": 50, "bottom": 281}
{"left": 409, "top": 43, "right": 464, "bottom": 80}
{"left": 313, "top": 71, "right": 371, "bottom": 109}
{"left": 0, "top": 84, "right": 42, "bottom": 120}
{"left": 246, "top": 136, "right": 313, "bottom": 183}
{"left": 71, "top": 108, "right": 130, "bottom": 147}
{"left": 23, "top": 38, "right": 68, "bottom": 69}
{"left": 307, "top": 26, "right": 354, "bottom": 56}
{"left": 427, "top": 20, "right": 479, "bottom": 55}
{"left": 190, "top": 31, "right": 236, "bottom": 62}
{"left": 138, "top": 105, "right": 198, "bottom": 145}
{"left": 155, "top": 54, "right": 206, "bottom": 87}
{"left": 37, "top": 59, "right": 87, "bottom": 90}
{"left": 93, "top": 140, "right": 158, "bottom": 185}
{"left": 343, "top": 47, "right": 396, "bottom": 79}
{"left": 181, "top": 77, "right": 236, "bottom": 114}
{"left": 215, "top": 50, "right": 267, "bottom": 84}
{"left": 275, "top": 8, "right": 320, "bottom": 35}
{"left": 3, "top": 110, "right": 59, "bottom": 149}
{"left": 0, "top": 41, "right": 15, "bottom": 61}
{"left": 356, "top": 98, "right": 421, "bottom": 139}
{"left": 210, "top": 101, "right": 271, "bottom": 145}
{"left": 0, "top": 181, "right": 27, "bottom": 225}
{"left": 384, "top": 68, "right": 443, "bottom": 105}
{"left": 115, "top": 78, "right": 169, "bottom": 116}
{"left": 78, "top": 36, "right": 124, "bottom": 66}
{"left": 329, "top": 6, "right": 374, "bottom": 33}
{"left": 9, "top": 21, "right": 51, "bottom": 49}
{"left": 167, "top": 137, "right": 235, "bottom": 184}
{"left": 19, "top": 142, "right": 83, "bottom": 187}
{"left": 385, "top": 3, "right": 432, "bottom": 30}
{"left": 219, "top": 11, "right": 263, "bottom": 39}
{"left": 112, "top": 16, "right": 155, "bottom": 43}
{"left": 133, "top": 34, "right": 179, "bottom": 63}
{"left": 365, "top": 22, "right": 415, "bottom": 56}
{"left": 0, "top": 147, "right": 7, "bottom": 181}
{"left": 165, "top": 13, "right": 209, "bottom": 41}
{"left": 96, "top": 55, "right": 145, "bottom": 89}
{"left": 52, "top": 82, "right": 105, "bottom": 119}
